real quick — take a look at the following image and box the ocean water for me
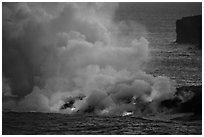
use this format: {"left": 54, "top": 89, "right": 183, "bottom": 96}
{"left": 2, "top": 112, "right": 202, "bottom": 135}
{"left": 115, "top": 2, "right": 202, "bottom": 87}
{"left": 2, "top": 3, "right": 202, "bottom": 135}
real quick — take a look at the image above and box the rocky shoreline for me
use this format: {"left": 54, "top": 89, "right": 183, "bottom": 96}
{"left": 161, "top": 85, "right": 202, "bottom": 119}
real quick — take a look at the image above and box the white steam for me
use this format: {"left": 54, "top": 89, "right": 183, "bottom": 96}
{"left": 3, "top": 3, "right": 175, "bottom": 115}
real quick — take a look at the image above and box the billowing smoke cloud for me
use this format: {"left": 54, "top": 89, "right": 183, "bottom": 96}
{"left": 3, "top": 2, "right": 175, "bottom": 115}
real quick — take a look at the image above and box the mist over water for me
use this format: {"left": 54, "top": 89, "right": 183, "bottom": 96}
{"left": 3, "top": 3, "right": 176, "bottom": 115}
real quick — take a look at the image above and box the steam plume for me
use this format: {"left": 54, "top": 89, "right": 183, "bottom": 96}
{"left": 3, "top": 2, "right": 175, "bottom": 115}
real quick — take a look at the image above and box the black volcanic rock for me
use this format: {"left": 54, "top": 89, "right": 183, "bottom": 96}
{"left": 176, "top": 15, "right": 202, "bottom": 48}
{"left": 60, "top": 96, "right": 85, "bottom": 110}
{"left": 177, "top": 85, "right": 202, "bottom": 115}
{"left": 160, "top": 85, "right": 202, "bottom": 116}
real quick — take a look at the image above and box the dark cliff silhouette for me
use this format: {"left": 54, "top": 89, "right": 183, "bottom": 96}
{"left": 176, "top": 15, "right": 202, "bottom": 48}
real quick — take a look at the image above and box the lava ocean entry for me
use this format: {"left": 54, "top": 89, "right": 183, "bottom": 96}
{"left": 2, "top": 3, "right": 201, "bottom": 117}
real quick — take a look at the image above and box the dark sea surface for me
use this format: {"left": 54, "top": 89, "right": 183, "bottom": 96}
{"left": 2, "top": 3, "right": 202, "bottom": 135}
{"left": 2, "top": 112, "right": 202, "bottom": 135}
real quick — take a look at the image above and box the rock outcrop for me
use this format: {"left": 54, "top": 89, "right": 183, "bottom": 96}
{"left": 161, "top": 85, "right": 202, "bottom": 117}
{"left": 176, "top": 15, "right": 202, "bottom": 48}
